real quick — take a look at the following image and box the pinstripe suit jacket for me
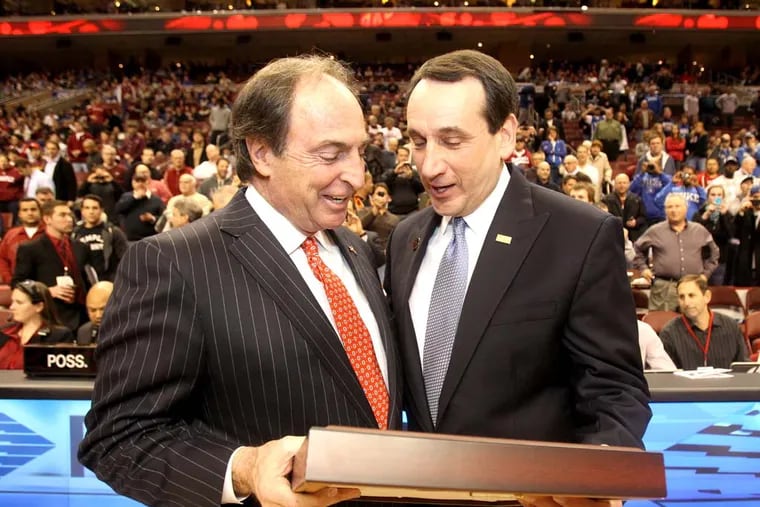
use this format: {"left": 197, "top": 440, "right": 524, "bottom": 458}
{"left": 79, "top": 190, "right": 403, "bottom": 507}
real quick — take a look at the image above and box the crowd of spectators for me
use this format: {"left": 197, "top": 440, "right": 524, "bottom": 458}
{"left": 1, "top": 55, "right": 760, "bottom": 366}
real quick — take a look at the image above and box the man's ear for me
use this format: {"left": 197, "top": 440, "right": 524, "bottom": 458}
{"left": 498, "top": 114, "right": 519, "bottom": 161}
{"left": 246, "top": 138, "right": 274, "bottom": 178}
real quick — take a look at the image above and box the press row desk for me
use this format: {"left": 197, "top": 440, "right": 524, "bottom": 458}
{"left": 0, "top": 371, "right": 758, "bottom": 507}
{"left": 2, "top": 370, "right": 758, "bottom": 401}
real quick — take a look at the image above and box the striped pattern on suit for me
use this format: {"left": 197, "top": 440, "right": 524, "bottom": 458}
{"left": 78, "top": 189, "right": 402, "bottom": 507}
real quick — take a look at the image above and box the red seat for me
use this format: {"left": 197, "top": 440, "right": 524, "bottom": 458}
{"left": 0, "top": 212, "right": 12, "bottom": 232}
{"left": 708, "top": 285, "right": 746, "bottom": 323}
{"left": 0, "top": 284, "right": 11, "bottom": 308}
{"left": 745, "top": 287, "right": 760, "bottom": 314}
{"left": 641, "top": 310, "right": 680, "bottom": 335}
{"left": 632, "top": 289, "right": 649, "bottom": 319}
{"left": 742, "top": 311, "right": 760, "bottom": 359}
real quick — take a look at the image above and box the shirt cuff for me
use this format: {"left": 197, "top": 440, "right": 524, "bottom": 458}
{"left": 221, "top": 446, "right": 250, "bottom": 505}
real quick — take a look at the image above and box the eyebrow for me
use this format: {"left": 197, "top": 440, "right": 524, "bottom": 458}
{"left": 316, "top": 135, "right": 370, "bottom": 149}
{"left": 407, "top": 126, "right": 471, "bottom": 139}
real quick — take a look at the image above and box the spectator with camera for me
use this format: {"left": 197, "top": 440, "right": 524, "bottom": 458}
{"left": 654, "top": 167, "right": 706, "bottom": 221}
{"left": 693, "top": 184, "right": 735, "bottom": 285}
{"left": 382, "top": 160, "right": 424, "bottom": 218}
{"left": 77, "top": 165, "right": 123, "bottom": 219}
{"left": 359, "top": 183, "right": 399, "bottom": 252}
{"left": 630, "top": 158, "right": 672, "bottom": 226}
{"left": 733, "top": 185, "right": 760, "bottom": 286}
{"left": 636, "top": 133, "right": 677, "bottom": 176}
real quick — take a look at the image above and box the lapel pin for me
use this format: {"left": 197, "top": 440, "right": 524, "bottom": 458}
{"left": 412, "top": 237, "right": 421, "bottom": 251}
{"left": 495, "top": 234, "right": 512, "bottom": 245}
{"left": 348, "top": 245, "right": 357, "bottom": 255}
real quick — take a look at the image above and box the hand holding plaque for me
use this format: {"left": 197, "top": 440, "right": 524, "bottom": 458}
{"left": 232, "top": 436, "right": 360, "bottom": 507}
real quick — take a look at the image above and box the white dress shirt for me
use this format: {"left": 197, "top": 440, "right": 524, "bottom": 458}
{"left": 409, "top": 166, "right": 511, "bottom": 364}
{"left": 222, "top": 184, "right": 388, "bottom": 503}
{"left": 637, "top": 320, "right": 677, "bottom": 371}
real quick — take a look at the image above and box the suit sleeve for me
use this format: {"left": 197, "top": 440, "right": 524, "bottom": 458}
{"left": 11, "top": 242, "right": 35, "bottom": 286}
{"left": 565, "top": 215, "right": 651, "bottom": 448}
{"left": 78, "top": 239, "right": 237, "bottom": 507}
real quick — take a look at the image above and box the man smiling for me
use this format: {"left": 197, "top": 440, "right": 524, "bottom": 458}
{"left": 385, "top": 50, "right": 650, "bottom": 507}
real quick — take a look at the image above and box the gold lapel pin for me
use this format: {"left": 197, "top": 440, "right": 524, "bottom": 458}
{"left": 412, "top": 237, "right": 421, "bottom": 251}
{"left": 348, "top": 245, "right": 357, "bottom": 255}
{"left": 495, "top": 234, "right": 512, "bottom": 245}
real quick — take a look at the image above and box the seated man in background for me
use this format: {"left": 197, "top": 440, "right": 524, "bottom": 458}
{"left": 659, "top": 275, "right": 748, "bottom": 370}
{"left": 77, "top": 281, "right": 114, "bottom": 345}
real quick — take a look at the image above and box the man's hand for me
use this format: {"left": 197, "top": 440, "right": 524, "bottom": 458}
{"left": 139, "top": 212, "right": 155, "bottom": 223}
{"left": 232, "top": 437, "right": 361, "bottom": 507}
{"left": 49, "top": 284, "right": 75, "bottom": 303}
{"left": 394, "top": 163, "right": 413, "bottom": 179}
{"left": 344, "top": 210, "right": 364, "bottom": 236}
{"left": 641, "top": 268, "right": 654, "bottom": 282}
{"left": 518, "top": 495, "right": 623, "bottom": 507}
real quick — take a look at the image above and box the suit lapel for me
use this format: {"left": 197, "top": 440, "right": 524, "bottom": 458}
{"left": 220, "top": 192, "right": 376, "bottom": 428}
{"left": 397, "top": 209, "right": 440, "bottom": 431}
{"left": 436, "top": 170, "right": 550, "bottom": 424}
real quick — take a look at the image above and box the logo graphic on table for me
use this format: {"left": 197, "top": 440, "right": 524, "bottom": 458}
{"left": 0, "top": 412, "right": 55, "bottom": 477}
{"left": 0, "top": 399, "right": 757, "bottom": 506}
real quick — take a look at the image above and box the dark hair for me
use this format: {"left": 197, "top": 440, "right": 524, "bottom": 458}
{"left": 562, "top": 174, "right": 578, "bottom": 185}
{"left": 230, "top": 54, "right": 359, "bottom": 182}
{"left": 82, "top": 194, "right": 103, "bottom": 207}
{"left": 41, "top": 200, "right": 69, "bottom": 217}
{"left": 14, "top": 280, "right": 62, "bottom": 325}
{"left": 372, "top": 182, "right": 390, "bottom": 194}
{"left": 408, "top": 50, "right": 518, "bottom": 134}
{"left": 18, "top": 197, "right": 40, "bottom": 211}
{"left": 677, "top": 274, "right": 708, "bottom": 294}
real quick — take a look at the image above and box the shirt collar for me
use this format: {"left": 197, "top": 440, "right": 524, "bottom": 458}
{"left": 244, "top": 184, "right": 330, "bottom": 256}
{"left": 439, "top": 164, "right": 511, "bottom": 238}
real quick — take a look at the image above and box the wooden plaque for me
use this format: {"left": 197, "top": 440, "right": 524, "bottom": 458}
{"left": 292, "top": 426, "right": 666, "bottom": 504}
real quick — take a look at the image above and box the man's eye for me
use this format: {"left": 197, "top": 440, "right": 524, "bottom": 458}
{"left": 442, "top": 138, "right": 462, "bottom": 147}
{"left": 319, "top": 152, "right": 341, "bottom": 162}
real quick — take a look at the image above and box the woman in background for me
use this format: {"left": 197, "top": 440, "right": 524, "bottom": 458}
{"left": 0, "top": 280, "right": 74, "bottom": 369}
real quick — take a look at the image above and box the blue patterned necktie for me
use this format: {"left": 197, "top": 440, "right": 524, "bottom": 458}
{"left": 423, "top": 217, "right": 469, "bottom": 425}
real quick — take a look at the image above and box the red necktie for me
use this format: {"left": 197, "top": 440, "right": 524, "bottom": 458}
{"left": 301, "top": 237, "right": 389, "bottom": 429}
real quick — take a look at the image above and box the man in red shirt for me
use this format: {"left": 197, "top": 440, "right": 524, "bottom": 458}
{"left": 0, "top": 198, "right": 44, "bottom": 283}
{"left": 163, "top": 149, "right": 193, "bottom": 196}
{"left": 0, "top": 153, "right": 23, "bottom": 215}
{"left": 66, "top": 120, "right": 94, "bottom": 174}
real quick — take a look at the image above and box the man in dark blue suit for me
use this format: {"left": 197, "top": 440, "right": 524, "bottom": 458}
{"left": 80, "top": 55, "right": 402, "bottom": 507}
{"left": 385, "top": 50, "right": 651, "bottom": 507}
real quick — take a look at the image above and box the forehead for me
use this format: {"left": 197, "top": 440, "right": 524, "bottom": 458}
{"left": 407, "top": 77, "right": 487, "bottom": 133}
{"left": 52, "top": 205, "right": 71, "bottom": 215}
{"left": 678, "top": 282, "right": 701, "bottom": 295}
{"left": 83, "top": 198, "right": 101, "bottom": 207}
{"left": 288, "top": 74, "right": 366, "bottom": 146}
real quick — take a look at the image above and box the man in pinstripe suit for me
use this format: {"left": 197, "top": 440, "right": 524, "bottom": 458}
{"left": 79, "top": 56, "right": 402, "bottom": 507}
